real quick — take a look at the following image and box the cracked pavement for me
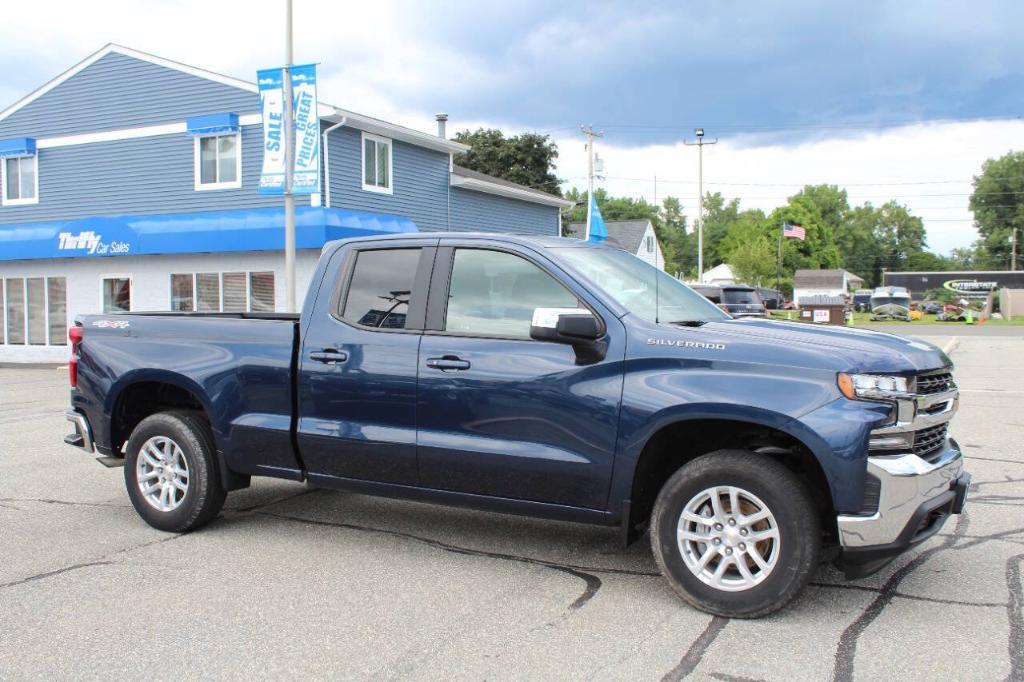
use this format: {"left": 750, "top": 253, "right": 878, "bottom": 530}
{"left": 1, "top": 331, "right": 1022, "bottom": 680}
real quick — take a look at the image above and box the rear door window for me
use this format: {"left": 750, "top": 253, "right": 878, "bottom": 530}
{"left": 341, "top": 248, "right": 422, "bottom": 329}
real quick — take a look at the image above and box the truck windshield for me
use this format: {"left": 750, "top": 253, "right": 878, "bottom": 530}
{"left": 553, "top": 247, "right": 730, "bottom": 323}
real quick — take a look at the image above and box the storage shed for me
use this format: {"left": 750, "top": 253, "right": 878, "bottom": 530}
{"left": 797, "top": 295, "right": 847, "bottom": 325}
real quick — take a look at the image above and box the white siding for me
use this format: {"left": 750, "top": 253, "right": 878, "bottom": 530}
{"left": 0, "top": 251, "right": 321, "bottom": 362}
{"left": 633, "top": 224, "right": 665, "bottom": 270}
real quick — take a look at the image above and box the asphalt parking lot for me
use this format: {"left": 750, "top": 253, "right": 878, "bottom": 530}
{"left": 1, "top": 330, "right": 1022, "bottom": 681}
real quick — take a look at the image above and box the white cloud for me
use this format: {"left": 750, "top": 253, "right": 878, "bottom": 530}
{"left": 550, "top": 120, "right": 1024, "bottom": 255}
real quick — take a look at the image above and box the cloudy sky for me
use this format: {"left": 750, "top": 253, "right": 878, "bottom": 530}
{"left": 2, "top": 0, "right": 1022, "bottom": 254}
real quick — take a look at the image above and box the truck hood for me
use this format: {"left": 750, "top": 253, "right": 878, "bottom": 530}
{"left": 696, "top": 318, "right": 951, "bottom": 373}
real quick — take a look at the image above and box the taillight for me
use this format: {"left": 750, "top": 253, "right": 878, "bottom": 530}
{"left": 69, "top": 326, "right": 83, "bottom": 387}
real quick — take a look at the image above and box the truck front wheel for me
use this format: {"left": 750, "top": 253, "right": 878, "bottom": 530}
{"left": 124, "top": 411, "right": 227, "bottom": 533}
{"left": 650, "top": 449, "right": 821, "bottom": 618}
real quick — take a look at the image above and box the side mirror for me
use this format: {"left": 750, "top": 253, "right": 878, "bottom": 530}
{"left": 530, "top": 308, "right": 606, "bottom": 364}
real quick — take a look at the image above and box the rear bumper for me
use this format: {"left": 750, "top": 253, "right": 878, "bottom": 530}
{"left": 836, "top": 438, "right": 969, "bottom": 578}
{"left": 64, "top": 409, "right": 95, "bottom": 453}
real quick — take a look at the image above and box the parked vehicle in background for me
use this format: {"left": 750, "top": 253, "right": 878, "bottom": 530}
{"left": 853, "top": 289, "right": 873, "bottom": 312}
{"left": 64, "top": 233, "right": 970, "bottom": 618}
{"left": 690, "top": 284, "right": 722, "bottom": 304}
{"left": 870, "top": 286, "right": 912, "bottom": 321}
{"left": 719, "top": 286, "right": 768, "bottom": 318}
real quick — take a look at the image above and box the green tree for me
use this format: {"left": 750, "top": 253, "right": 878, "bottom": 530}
{"left": 453, "top": 128, "right": 562, "bottom": 195}
{"left": 700, "top": 192, "right": 742, "bottom": 267}
{"left": 970, "top": 151, "right": 1024, "bottom": 269}
{"left": 719, "top": 212, "right": 775, "bottom": 285}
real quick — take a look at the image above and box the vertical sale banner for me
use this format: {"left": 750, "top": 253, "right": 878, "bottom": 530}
{"left": 257, "top": 64, "right": 319, "bottom": 195}
{"left": 257, "top": 68, "right": 286, "bottom": 195}
{"left": 289, "top": 64, "right": 320, "bottom": 194}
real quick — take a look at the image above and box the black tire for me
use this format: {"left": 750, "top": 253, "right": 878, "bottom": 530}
{"left": 650, "top": 449, "right": 821, "bottom": 618}
{"left": 124, "top": 410, "right": 227, "bottom": 532}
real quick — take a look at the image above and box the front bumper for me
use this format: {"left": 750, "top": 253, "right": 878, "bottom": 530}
{"left": 836, "top": 437, "right": 969, "bottom": 578}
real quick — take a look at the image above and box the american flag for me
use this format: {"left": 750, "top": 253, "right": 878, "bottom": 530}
{"left": 783, "top": 223, "right": 806, "bottom": 240}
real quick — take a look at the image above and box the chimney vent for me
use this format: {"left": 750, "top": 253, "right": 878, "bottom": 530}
{"left": 435, "top": 113, "right": 448, "bottom": 139}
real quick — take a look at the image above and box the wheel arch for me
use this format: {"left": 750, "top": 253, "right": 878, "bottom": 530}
{"left": 105, "top": 371, "right": 248, "bottom": 491}
{"left": 618, "top": 405, "right": 837, "bottom": 544}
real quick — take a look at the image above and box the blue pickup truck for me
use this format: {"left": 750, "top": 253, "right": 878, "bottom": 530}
{"left": 64, "top": 233, "right": 969, "bottom": 617}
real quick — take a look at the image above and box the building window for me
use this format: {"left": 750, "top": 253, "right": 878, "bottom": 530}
{"left": 3, "top": 155, "right": 37, "bottom": 205}
{"left": 646, "top": 236, "right": 654, "bottom": 253}
{"left": 102, "top": 276, "right": 131, "bottom": 313}
{"left": 1, "top": 276, "right": 65, "bottom": 345}
{"left": 170, "top": 272, "right": 276, "bottom": 312}
{"left": 362, "top": 133, "right": 392, "bottom": 194}
{"left": 47, "top": 278, "right": 67, "bottom": 345}
{"left": 194, "top": 133, "right": 241, "bottom": 190}
{"left": 4, "top": 278, "right": 24, "bottom": 344}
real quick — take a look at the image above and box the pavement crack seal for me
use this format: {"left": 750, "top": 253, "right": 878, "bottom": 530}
{"left": 1005, "top": 553, "right": 1024, "bottom": 682}
{"left": 0, "top": 497, "right": 128, "bottom": 509}
{"left": 809, "top": 581, "right": 1007, "bottom": 608}
{"left": 661, "top": 615, "right": 729, "bottom": 681}
{"left": 831, "top": 511, "right": 969, "bottom": 682}
{"left": 0, "top": 560, "right": 114, "bottom": 590}
{"left": 0, "top": 531, "right": 185, "bottom": 591}
{"left": 261, "top": 511, "right": 613, "bottom": 614}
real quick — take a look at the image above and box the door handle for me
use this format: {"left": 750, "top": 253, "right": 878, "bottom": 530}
{"left": 425, "top": 356, "right": 471, "bottom": 371}
{"left": 310, "top": 349, "right": 349, "bottom": 364}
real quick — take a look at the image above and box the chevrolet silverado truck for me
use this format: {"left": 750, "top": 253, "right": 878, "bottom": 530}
{"left": 64, "top": 233, "right": 969, "bottom": 617}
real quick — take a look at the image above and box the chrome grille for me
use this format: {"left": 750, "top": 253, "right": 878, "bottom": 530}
{"left": 913, "top": 423, "right": 948, "bottom": 457}
{"left": 916, "top": 372, "right": 953, "bottom": 395}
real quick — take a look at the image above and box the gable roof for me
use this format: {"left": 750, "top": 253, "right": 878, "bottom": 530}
{"left": 451, "top": 165, "right": 572, "bottom": 208}
{"left": 567, "top": 219, "right": 652, "bottom": 253}
{"left": 0, "top": 43, "right": 468, "bottom": 154}
{"left": 793, "top": 268, "right": 865, "bottom": 289}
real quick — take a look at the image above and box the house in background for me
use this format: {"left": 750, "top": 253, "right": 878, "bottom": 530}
{"left": 699, "top": 263, "right": 736, "bottom": 285}
{"left": 792, "top": 268, "right": 865, "bottom": 306}
{"left": 0, "top": 44, "right": 571, "bottom": 362}
{"left": 567, "top": 219, "right": 666, "bottom": 271}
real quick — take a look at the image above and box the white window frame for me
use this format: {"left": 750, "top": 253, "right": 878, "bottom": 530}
{"left": 100, "top": 274, "right": 133, "bottom": 313}
{"left": 646, "top": 235, "right": 654, "bottom": 253}
{"left": 2, "top": 154, "right": 39, "bottom": 206}
{"left": 361, "top": 132, "right": 393, "bottom": 195}
{"left": 168, "top": 271, "right": 275, "bottom": 312}
{"left": 193, "top": 132, "right": 242, "bottom": 191}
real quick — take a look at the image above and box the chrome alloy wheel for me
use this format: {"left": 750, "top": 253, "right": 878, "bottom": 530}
{"left": 136, "top": 436, "right": 189, "bottom": 512}
{"left": 677, "top": 486, "right": 780, "bottom": 592}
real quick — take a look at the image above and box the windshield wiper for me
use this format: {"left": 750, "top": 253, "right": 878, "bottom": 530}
{"left": 665, "top": 320, "right": 708, "bottom": 327}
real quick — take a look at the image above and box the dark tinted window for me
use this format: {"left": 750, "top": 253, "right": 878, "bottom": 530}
{"left": 342, "top": 249, "right": 421, "bottom": 329}
{"left": 445, "top": 249, "right": 578, "bottom": 338}
{"left": 722, "top": 289, "right": 761, "bottom": 305}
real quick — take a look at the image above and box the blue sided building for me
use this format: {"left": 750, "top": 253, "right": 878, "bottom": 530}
{"left": 0, "top": 44, "right": 571, "bottom": 362}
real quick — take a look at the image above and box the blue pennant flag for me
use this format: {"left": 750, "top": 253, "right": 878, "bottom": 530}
{"left": 587, "top": 194, "right": 607, "bottom": 243}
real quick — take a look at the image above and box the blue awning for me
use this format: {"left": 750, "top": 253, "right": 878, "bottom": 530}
{"left": 0, "top": 207, "right": 417, "bottom": 261}
{"left": 186, "top": 113, "right": 239, "bottom": 136}
{"left": 0, "top": 137, "right": 36, "bottom": 157}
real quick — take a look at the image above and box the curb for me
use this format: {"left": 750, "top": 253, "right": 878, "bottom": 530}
{"left": 942, "top": 337, "right": 959, "bottom": 355}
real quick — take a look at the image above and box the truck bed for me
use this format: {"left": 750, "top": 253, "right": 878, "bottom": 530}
{"left": 72, "top": 312, "right": 302, "bottom": 480}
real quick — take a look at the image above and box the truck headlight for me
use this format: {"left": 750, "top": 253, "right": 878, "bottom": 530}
{"left": 837, "top": 373, "right": 910, "bottom": 401}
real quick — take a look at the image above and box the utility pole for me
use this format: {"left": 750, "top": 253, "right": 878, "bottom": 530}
{"left": 684, "top": 128, "right": 718, "bottom": 281}
{"left": 283, "top": 0, "right": 297, "bottom": 312}
{"left": 1012, "top": 228, "right": 1018, "bottom": 271}
{"left": 581, "top": 125, "right": 603, "bottom": 240}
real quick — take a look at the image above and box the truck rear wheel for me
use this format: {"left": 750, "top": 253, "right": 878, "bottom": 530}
{"left": 124, "top": 410, "right": 226, "bottom": 533}
{"left": 650, "top": 449, "right": 820, "bottom": 618}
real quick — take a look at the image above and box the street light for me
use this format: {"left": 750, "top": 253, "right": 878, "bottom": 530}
{"left": 684, "top": 128, "right": 717, "bottom": 280}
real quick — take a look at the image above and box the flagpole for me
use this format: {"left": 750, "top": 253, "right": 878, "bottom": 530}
{"left": 776, "top": 221, "right": 784, "bottom": 304}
